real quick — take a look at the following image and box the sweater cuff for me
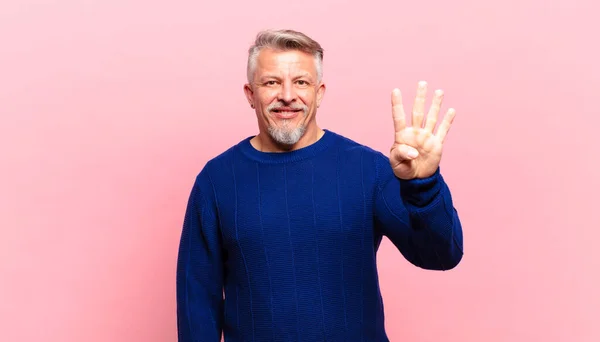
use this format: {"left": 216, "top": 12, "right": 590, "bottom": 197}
{"left": 398, "top": 167, "right": 442, "bottom": 207}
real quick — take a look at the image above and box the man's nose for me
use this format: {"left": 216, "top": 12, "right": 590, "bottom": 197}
{"left": 278, "top": 80, "right": 297, "bottom": 103}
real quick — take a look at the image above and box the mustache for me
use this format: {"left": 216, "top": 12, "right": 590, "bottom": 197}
{"left": 267, "top": 102, "right": 308, "bottom": 112}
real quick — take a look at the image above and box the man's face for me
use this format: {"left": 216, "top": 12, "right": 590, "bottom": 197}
{"left": 244, "top": 48, "right": 325, "bottom": 146}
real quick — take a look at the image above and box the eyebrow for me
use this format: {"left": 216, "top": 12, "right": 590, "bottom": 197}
{"left": 259, "top": 73, "right": 314, "bottom": 82}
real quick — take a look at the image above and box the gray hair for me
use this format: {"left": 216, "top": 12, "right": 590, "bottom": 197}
{"left": 246, "top": 29, "right": 324, "bottom": 84}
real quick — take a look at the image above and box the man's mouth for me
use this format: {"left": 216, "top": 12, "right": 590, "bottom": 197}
{"left": 271, "top": 107, "right": 302, "bottom": 119}
{"left": 272, "top": 108, "right": 302, "bottom": 113}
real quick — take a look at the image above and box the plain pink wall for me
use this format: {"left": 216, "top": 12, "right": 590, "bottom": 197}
{"left": 1, "top": 0, "right": 598, "bottom": 341}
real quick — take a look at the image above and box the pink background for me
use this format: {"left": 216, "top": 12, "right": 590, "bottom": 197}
{"left": 1, "top": 0, "right": 598, "bottom": 341}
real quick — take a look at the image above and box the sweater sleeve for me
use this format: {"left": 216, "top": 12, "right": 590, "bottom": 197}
{"left": 373, "top": 152, "right": 464, "bottom": 271}
{"left": 176, "top": 172, "right": 224, "bottom": 341}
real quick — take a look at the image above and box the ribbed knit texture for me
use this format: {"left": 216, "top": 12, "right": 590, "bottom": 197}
{"left": 176, "top": 130, "right": 464, "bottom": 342}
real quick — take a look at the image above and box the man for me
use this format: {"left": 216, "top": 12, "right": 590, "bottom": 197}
{"left": 176, "top": 29, "right": 464, "bottom": 341}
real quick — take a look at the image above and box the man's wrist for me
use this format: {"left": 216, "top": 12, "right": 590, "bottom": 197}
{"left": 398, "top": 167, "right": 442, "bottom": 207}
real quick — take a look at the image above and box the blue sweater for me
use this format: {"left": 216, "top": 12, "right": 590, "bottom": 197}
{"left": 176, "top": 130, "right": 463, "bottom": 342}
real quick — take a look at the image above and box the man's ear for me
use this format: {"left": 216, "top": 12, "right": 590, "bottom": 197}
{"left": 243, "top": 84, "right": 255, "bottom": 108}
{"left": 316, "top": 82, "right": 326, "bottom": 108}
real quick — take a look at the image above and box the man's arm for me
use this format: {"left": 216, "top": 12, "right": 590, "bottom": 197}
{"left": 374, "top": 153, "right": 464, "bottom": 270}
{"left": 176, "top": 172, "right": 224, "bottom": 341}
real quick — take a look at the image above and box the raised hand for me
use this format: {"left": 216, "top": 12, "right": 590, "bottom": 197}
{"left": 390, "top": 81, "right": 456, "bottom": 180}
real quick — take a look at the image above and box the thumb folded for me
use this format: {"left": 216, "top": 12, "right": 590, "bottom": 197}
{"left": 392, "top": 144, "right": 419, "bottom": 161}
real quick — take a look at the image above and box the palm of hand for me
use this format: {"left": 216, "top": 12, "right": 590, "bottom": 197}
{"left": 390, "top": 81, "right": 456, "bottom": 180}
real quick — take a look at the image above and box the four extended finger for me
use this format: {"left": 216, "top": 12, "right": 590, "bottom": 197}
{"left": 391, "top": 88, "right": 406, "bottom": 138}
{"left": 436, "top": 108, "right": 456, "bottom": 142}
{"left": 424, "top": 89, "right": 444, "bottom": 133}
{"left": 412, "top": 81, "right": 427, "bottom": 128}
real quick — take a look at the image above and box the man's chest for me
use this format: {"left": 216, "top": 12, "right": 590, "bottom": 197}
{"left": 212, "top": 164, "right": 377, "bottom": 256}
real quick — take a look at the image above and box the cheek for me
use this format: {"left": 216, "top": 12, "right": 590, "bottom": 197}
{"left": 258, "top": 90, "right": 278, "bottom": 105}
{"left": 299, "top": 93, "right": 316, "bottom": 108}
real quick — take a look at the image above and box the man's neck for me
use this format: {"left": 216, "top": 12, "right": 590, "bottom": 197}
{"left": 251, "top": 126, "right": 324, "bottom": 153}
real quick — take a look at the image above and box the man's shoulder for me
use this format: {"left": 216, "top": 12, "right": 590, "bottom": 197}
{"left": 193, "top": 137, "right": 248, "bottom": 182}
{"left": 205, "top": 142, "right": 241, "bottom": 168}
{"left": 329, "top": 130, "right": 388, "bottom": 160}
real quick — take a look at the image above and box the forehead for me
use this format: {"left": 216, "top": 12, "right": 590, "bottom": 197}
{"left": 256, "top": 48, "right": 317, "bottom": 77}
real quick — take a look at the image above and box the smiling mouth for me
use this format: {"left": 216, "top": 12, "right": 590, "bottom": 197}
{"left": 272, "top": 108, "right": 302, "bottom": 113}
{"left": 271, "top": 108, "right": 303, "bottom": 119}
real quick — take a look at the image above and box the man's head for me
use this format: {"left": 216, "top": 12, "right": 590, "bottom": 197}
{"left": 244, "top": 29, "right": 326, "bottom": 148}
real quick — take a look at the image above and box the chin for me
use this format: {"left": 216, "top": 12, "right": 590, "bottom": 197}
{"left": 268, "top": 125, "right": 306, "bottom": 146}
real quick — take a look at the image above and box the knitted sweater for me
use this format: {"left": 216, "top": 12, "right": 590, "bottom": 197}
{"left": 176, "top": 129, "right": 464, "bottom": 341}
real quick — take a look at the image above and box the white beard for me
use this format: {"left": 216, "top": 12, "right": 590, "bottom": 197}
{"left": 268, "top": 120, "right": 306, "bottom": 146}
